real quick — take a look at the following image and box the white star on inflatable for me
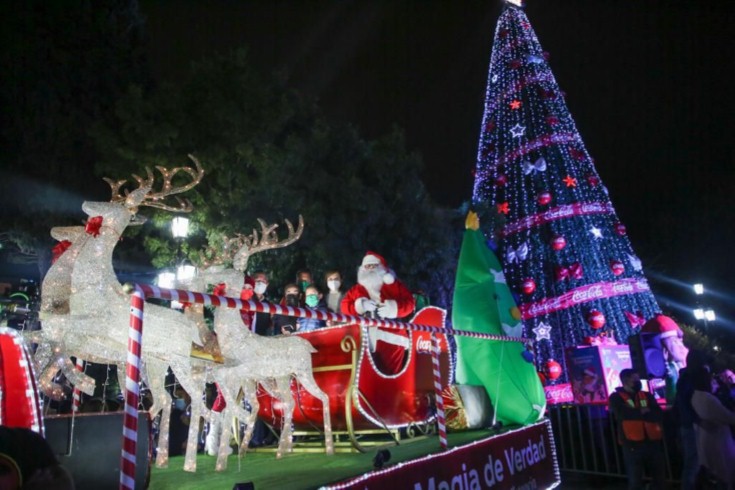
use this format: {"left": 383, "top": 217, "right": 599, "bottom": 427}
{"left": 590, "top": 226, "right": 603, "bottom": 239}
{"left": 628, "top": 254, "right": 643, "bottom": 271}
{"left": 533, "top": 322, "right": 552, "bottom": 341}
{"left": 490, "top": 268, "right": 507, "bottom": 284}
{"left": 510, "top": 124, "right": 526, "bottom": 138}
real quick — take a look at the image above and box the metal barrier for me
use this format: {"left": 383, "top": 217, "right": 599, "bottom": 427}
{"left": 546, "top": 404, "right": 682, "bottom": 484}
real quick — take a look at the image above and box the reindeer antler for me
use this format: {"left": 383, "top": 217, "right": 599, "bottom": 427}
{"left": 197, "top": 234, "right": 249, "bottom": 269}
{"left": 232, "top": 215, "right": 304, "bottom": 272}
{"left": 137, "top": 155, "right": 205, "bottom": 212}
{"left": 102, "top": 155, "right": 205, "bottom": 212}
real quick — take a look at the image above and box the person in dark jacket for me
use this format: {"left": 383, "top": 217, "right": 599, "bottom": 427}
{"left": 673, "top": 349, "right": 710, "bottom": 490}
{"left": 609, "top": 368, "right": 666, "bottom": 490}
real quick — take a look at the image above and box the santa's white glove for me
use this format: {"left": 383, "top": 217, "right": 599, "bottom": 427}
{"left": 356, "top": 298, "right": 378, "bottom": 314}
{"left": 377, "top": 300, "right": 398, "bottom": 319}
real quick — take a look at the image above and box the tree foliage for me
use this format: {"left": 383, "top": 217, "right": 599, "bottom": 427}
{"left": 91, "top": 49, "right": 460, "bottom": 306}
{"left": 0, "top": 0, "right": 148, "bottom": 276}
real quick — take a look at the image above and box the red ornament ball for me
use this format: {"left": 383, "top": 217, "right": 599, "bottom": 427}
{"left": 550, "top": 235, "right": 566, "bottom": 251}
{"left": 587, "top": 310, "right": 606, "bottom": 330}
{"left": 546, "top": 360, "right": 562, "bottom": 380}
{"left": 521, "top": 278, "right": 536, "bottom": 295}
{"left": 586, "top": 174, "right": 600, "bottom": 186}
{"left": 614, "top": 222, "right": 627, "bottom": 236}
{"left": 495, "top": 174, "right": 508, "bottom": 187}
{"left": 536, "top": 191, "right": 552, "bottom": 206}
{"left": 610, "top": 260, "right": 625, "bottom": 276}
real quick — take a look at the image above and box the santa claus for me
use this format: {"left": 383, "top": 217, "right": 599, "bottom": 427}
{"left": 341, "top": 251, "right": 415, "bottom": 319}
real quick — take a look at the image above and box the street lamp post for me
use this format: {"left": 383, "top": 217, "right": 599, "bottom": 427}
{"left": 692, "top": 283, "right": 715, "bottom": 333}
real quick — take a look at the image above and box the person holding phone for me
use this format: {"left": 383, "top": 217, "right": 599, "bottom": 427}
{"left": 273, "top": 283, "right": 300, "bottom": 335}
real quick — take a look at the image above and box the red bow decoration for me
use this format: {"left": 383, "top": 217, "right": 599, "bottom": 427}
{"left": 84, "top": 216, "right": 103, "bottom": 237}
{"left": 624, "top": 311, "right": 646, "bottom": 328}
{"left": 51, "top": 240, "right": 72, "bottom": 264}
{"left": 180, "top": 302, "right": 191, "bottom": 310}
{"left": 213, "top": 283, "right": 227, "bottom": 297}
{"left": 554, "top": 262, "right": 583, "bottom": 281}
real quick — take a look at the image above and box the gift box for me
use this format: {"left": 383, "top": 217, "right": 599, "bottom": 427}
{"left": 441, "top": 384, "right": 494, "bottom": 431}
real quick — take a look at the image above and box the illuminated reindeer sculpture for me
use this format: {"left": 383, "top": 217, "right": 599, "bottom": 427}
{"left": 187, "top": 216, "right": 334, "bottom": 470}
{"left": 39, "top": 157, "right": 213, "bottom": 471}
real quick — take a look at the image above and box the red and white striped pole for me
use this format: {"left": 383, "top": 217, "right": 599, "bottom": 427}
{"left": 120, "top": 286, "right": 144, "bottom": 490}
{"left": 72, "top": 358, "right": 84, "bottom": 412}
{"left": 431, "top": 334, "right": 447, "bottom": 450}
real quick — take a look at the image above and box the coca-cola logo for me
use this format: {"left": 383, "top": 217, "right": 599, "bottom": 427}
{"left": 544, "top": 383, "right": 573, "bottom": 403}
{"left": 571, "top": 285, "right": 604, "bottom": 303}
{"left": 416, "top": 338, "right": 433, "bottom": 353}
{"left": 612, "top": 282, "right": 633, "bottom": 294}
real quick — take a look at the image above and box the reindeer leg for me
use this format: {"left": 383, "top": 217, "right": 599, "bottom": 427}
{"left": 145, "top": 360, "right": 173, "bottom": 468}
{"left": 270, "top": 376, "right": 295, "bottom": 458}
{"left": 211, "top": 375, "right": 242, "bottom": 471}
{"left": 237, "top": 380, "right": 260, "bottom": 457}
{"left": 172, "top": 362, "right": 207, "bottom": 473}
{"left": 297, "top": 372, "right": 334, "bottom": 455}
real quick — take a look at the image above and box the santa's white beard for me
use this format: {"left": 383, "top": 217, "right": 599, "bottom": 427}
{"left": 358, "top": 266, "right": 385, "bottom": 295}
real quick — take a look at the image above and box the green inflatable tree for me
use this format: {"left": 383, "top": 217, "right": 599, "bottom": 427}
{"left": 452, "top": 211, "right": 546, "bottom": 426}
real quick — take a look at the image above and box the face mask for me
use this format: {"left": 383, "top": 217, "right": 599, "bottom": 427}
{"left": 299, "top": 280, "right": 310, "bottom": 291}
{"left": 285, "top": 294, "right": 299, "bottom": 307}
{"left": 254, "top": 282, "right": 267, "bottom": 295}
{"left": 632, "top": 380, "right": 643, "bottom": 392}
{"left": 305, "top": 294, "right": 319, "bottom": 307}
{"left": 173, "top": 398, "right": 186, "bottom": 411}
{"left": 327, "top": 280, "right": 341, "bottom": 292}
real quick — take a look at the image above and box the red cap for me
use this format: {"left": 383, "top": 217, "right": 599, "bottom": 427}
{"left": 642, "top": 314, "right": 681, "bottom": 339}
{"left": 362, "top": 251, "right": 387, "bottom": 268}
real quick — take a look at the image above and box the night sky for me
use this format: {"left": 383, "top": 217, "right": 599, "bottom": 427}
{"left": 140, "top": 1, "right": 734, "bottom": 331}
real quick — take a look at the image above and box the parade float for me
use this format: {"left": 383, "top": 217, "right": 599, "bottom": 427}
{"left": 1, "top": 0, "right": 689, "bottom": 487}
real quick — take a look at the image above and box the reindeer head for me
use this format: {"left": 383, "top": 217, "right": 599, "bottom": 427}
{"left": 82, "top": 155, "right": 205, "bottom": 235}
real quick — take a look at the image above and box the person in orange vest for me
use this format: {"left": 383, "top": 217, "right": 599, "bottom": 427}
{"left": 609, "top": 368, "right": 666, "bottom": 490}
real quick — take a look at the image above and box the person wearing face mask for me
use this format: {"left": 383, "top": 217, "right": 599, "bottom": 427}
{"left": 295, "top": 269, "right": 313, "bottom": 304}
{"left": 273, "top": 283, "right": 301, "bottom": 335}
{"left": 297, "top": 285, "right": 327, "bottom": 332}
{"left": 249, "top": 270, "right": 273, "bottom": 336}
{"left": 609, "top": 368, "right": 666, "bottom": 490}
{"left": 324, "top": 270, "right": 344, "bottom": 313}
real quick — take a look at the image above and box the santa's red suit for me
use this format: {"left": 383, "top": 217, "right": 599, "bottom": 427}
{"left": 340, "top": 281, "right": 415, "bottom": 319}
{"left": 341, "top": 252, "right": 416, "bottom": 374}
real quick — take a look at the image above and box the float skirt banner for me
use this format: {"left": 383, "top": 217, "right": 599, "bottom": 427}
{"left": 323, "top": 420, "right": 559, "bottom": 490}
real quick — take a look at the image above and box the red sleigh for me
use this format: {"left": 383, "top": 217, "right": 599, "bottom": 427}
{"left": 256, "top": 307, "right": 452, "bottom": 450}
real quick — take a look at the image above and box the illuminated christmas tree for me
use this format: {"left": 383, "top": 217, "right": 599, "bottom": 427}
{"left": 471, "top": 2, "right": 661, "bottom": 383}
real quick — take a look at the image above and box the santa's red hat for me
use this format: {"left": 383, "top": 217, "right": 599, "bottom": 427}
{"left": 361, "top": 251, "right": 395, "bottom": 284}
{"left": 362, "top": 251, "right": 387, "bottom": 268}
{"left": 642, "top": 314, "right": 682, "bottom": 339}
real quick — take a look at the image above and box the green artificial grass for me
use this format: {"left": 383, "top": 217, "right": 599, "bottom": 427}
{"left": 149, "top": 430, "right": 494, "bottom": 489}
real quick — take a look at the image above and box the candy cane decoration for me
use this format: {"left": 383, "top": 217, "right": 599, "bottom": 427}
{"left": 72, "top": 358, "right": 84, "bottom": 412}
{"left": 432, "top": 334, "right": 447, "bottom": 450}
{"left": 120, "top": 286, "right": 144, "bottom": 490}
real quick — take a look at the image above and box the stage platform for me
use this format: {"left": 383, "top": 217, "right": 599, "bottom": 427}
{"left": 148, "top": 420, "right": 559, "bottom": 490}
